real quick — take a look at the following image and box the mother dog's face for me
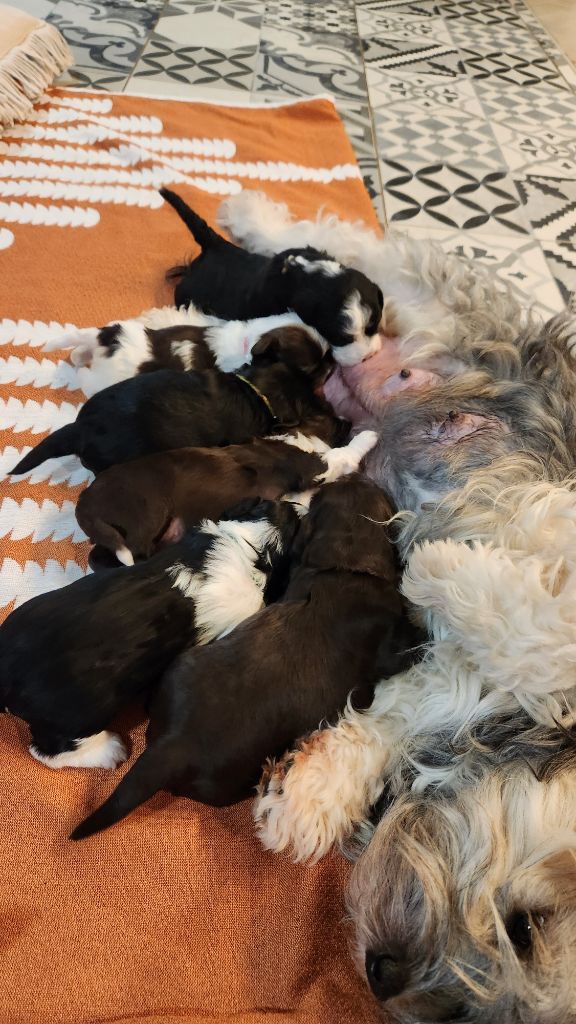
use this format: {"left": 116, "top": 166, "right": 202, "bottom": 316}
{"left": 348, "top": 764, "right": 576, "bottom": 1024}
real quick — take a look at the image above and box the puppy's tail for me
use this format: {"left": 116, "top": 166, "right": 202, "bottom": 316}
{"left": 70, "top": 739, "right": 177, "bottom": 840}
{"left": 160, "top": 188, "right": 225, "bottom": 251}
{"left": 10, "top": 423, "right": 80, "bottom": 475}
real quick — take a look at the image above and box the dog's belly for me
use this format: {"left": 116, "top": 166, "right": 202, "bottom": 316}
{"left": 323, "top": 337, "right": 444, "bottom": 423}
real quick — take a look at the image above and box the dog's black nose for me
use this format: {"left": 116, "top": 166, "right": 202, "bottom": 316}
{"left": 365, "top": 951, "right": 408, "bottom": 1001}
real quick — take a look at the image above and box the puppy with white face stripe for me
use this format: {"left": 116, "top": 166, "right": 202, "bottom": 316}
{"left": 160, "top": 188, "right": 384, "bottom": 365}
{"left": 0, "top": 498, "right": 299, "bottom": 771}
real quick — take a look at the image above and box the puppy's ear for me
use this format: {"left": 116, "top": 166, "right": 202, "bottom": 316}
{"left": 251, "top": 330, "right": 282, "bottom": 365}
{"left": 252, "top": 327, "right": 324, "bottom": 377}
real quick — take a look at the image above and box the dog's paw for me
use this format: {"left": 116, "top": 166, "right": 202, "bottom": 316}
{"left": 255, "top": 729, "right": 363, "bottom": 862}
{"left": 315, "top": 430, "right": 378, "bottom": 484}
{"left": 30, "top": 730, "right": 128, "bottom": 770}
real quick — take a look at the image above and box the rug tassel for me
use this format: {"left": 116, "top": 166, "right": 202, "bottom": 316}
{"left": 0, "top": 21, "right": 72, "bottom": 130}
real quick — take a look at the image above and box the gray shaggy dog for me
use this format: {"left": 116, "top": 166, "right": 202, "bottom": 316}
{"left": 219, "top": 192, "right": 576, "bottom": 1024}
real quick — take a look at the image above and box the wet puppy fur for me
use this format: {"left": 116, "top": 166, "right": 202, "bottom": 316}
{"left": 160, "top": 188, "right": 384, "bottom": 363}
{"left": 10, "top": 326, "right": 339, "bottom": 477}
{"left": 71, "top": 476, "right": 425, "bottom": 839}
{"left": 0, "top": 498, "right": 299, "bottom": 765}
{"left": 76, "top": 435, "right": 345, "bottom": 565}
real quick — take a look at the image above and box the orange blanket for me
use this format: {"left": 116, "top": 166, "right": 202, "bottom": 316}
{"left": 0, "top": 89, "right": 382, "bottom": 1023}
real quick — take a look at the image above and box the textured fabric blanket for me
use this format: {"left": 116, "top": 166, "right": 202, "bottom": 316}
{"left": 0, "top": 4, "right": 71, "bottom": 130}
{"left": 0, "top": 89, "right": 382, "bottom": 1024}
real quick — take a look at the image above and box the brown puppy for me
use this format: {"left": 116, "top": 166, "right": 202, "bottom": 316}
{"left": 76, "top": 429, "right": 378, "bottom": 566}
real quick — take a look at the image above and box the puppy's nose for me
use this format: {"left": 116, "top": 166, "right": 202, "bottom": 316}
{"left": 365, "top": 951, "right": 408, "bottom": 1001}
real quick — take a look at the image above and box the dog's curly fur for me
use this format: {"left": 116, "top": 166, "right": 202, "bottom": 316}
{"left": 219, "top": 191, "right": 576, "bottom": 1023}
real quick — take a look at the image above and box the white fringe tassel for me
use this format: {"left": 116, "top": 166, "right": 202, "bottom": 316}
{"left": 0, "top": 21, "right": 72, "bottom": 131}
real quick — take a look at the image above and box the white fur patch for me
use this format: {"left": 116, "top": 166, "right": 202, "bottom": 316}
{"left": 205, "top": 312, "right": 327, "bottom": 372}
{"left": 265, "top": 431, "right": 330, "bottom": 455}
{"left": 291, "top": 254, "right": 343, "bottom": 277}
{"left": 282, "top": 488, "right": 316, "bottom": 515}
{"left": 255, "top": 715, "right": 388, "bottom": 862}
{"left": 316, "top": 429, "right": 378, "bottom": 484}
{"left": 75, "top": 321, "right": 151, "bottom": 398}
{"left": 170, "top": 339, "right": 196, "bottom": 370}
{"left": 30, "top": 730, "right": 127, "bottom": 770}
{"left": 115, "top": 545, "right": 134, "bottom": 567}
{"left": 334, "top": 291, "right": 383, "bottom": 367}
{"left": 167, "top": 517, "right": 281, "bottom": 643}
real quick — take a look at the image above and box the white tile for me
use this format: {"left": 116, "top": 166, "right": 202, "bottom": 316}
{"left": 155, "top": 11, "right": 260, "bottom": 49}
{"left": 400, "top": 224, "right": 565, "bottom": 317}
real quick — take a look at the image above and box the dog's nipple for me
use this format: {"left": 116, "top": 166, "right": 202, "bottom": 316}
{"left": 399, "top": 368, "right": 411, "bottom": 379}
{"left": 448, "top": 409, "right": 459, "bottom": 421}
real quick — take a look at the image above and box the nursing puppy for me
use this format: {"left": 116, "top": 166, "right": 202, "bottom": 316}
{"left": 71, "top": 476, "right": 424, "bottom": 838}
{"left": 161, "top": 187, "right": 383, "bottom": 366}
{"left": 45, "top": 308, "right": 326, "bottom": 398}
{"left": 10, "top": 329, "right": 336, "bottom": 477}
{"left": 76, "top": 430, "right": 377, "bottom": 565}
{"left": 0, "top": 498, "right": 299, "bottom": 770}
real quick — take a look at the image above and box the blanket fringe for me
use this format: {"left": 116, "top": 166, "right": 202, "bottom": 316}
{"left": 0, "top": 21, "right": 72, "bottom": 130}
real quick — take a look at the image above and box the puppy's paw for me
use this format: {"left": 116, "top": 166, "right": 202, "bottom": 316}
{"left": 43, "top": 327, "right": 96, "bottom": 357}
{"left": 30, "top": 730, "right": 128, "bottom": 770}
{"left": 315, "top": 429, "right": 378, "bottom": 484}
{"left": 347, "top": 429, "right": 379, "bottom": 459}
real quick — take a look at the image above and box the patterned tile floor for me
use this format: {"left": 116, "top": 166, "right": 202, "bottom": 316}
{"left": 35, "top": 0, "right": 576, "bottom": 314}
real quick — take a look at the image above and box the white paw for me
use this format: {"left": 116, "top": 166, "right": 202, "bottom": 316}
{"left": 115, "top": 545, "right": 134, "bottom": 567}
{"left": 315, "top": 430, "right": 378, "bottom": 484}
{"left": 254, "top": 720, "right": 387, "bottom": 862}
{"left": 254, "top": 732, "right": 353, "bottom": 862}
{"left": 30, "top": 730, "right": 128, "bottom": 770}
{"left": 43, "top": 328, "right": 94, "bottom": 354}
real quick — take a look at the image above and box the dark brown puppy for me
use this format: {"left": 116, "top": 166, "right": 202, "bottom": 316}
{"left": 71, "top": 476, "right": 425, "bottom": 839}
{"left": 75, "top": 434, "right": 349, "bottom": 565}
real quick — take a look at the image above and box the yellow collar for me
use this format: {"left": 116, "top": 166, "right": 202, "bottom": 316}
{"left": 234, "top": 374, "right": 279, "bottom": 423}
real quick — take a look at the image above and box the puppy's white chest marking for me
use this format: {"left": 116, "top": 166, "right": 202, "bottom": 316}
{"left": 167, "top": 519, "right": 280, "bottom": 643}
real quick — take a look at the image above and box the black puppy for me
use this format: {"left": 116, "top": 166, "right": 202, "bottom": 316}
{"left": 10, "top": 330, "right": 337, "bottom": 477}
{"left": 0, "top": 498, "right": 299, "bottom": 770}
{"left": 71, "top": 477, "right": 424, "bottom": 838}
{"left": 161, "top": 188, "right": 383, "bottom": 366}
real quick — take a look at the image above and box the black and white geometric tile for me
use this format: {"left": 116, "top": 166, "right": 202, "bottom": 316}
{"left": 254, "top": 22, "right": 366, "bottom": 101}
{"left": 372, "top": 79, "right": 504, "bottom": 169}
{"left": 437, "top": 0, "right": 526, "bottom": 25}
{"left": 130, "top": 40, "right": 257, "bottom": 94}
{"left": 540, "top": 240, "right": 576, "bottom": 306}
{"left": 516, "top": 176, "right": 576, "bottom": 244}
{"left": 47, "top": 0, "right": 160, "bottom": 72}
{"left": 381, "top": 157, "right": 530, "bottom": 234}
{"left": 265, "top": 0, "right": 359, "bottom": 38}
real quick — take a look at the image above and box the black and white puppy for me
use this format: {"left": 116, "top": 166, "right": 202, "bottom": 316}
{"left": 71, "top": 477, "right": 424, "bottom": 839}
{"left": 161, "top": 188, "right": 383, "bottom": 367}
{"left": 10, "top": 330, "right": 337, "bottom": 477}
{"left": 0, "top": 498, "right": 299, "bottom": 771}
{"left": 75, "top": 430, "right": 377, "bottom": 566}
{"left": 45, "top": 312, "right": 327, "bottom": 398}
